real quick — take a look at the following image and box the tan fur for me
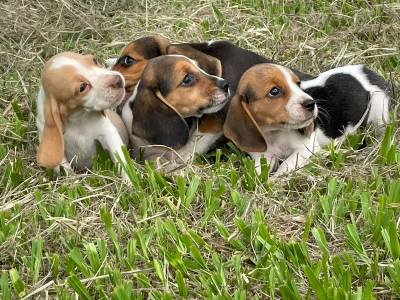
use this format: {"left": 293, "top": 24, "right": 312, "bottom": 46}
{"left": 37, "top": 53, "right": 96, "bottom": 168}
{"left": 129, "top": 55, "right": 228, "bottom": 158}
{"left": 224, "top": 94, "right": 267, "bottom": 152}
{"left": 37, "top": 94, "right": 65, "bottom": 168}
{"left": 199, "top": 114, "right": 224, "bottom": 133}
{"left": 37, "top": 52, "right": 126, "bottom": 169}
{"left": 112, "top": 36, "right": 223, "bottom": 96}
{"left": 167, "top": 44, "right": 222, "bottom": 77}
{"left": 159, "top": 60, "right": 222, "bottom": 118}
{"left": 224, "top": 64, "right": 313, "bottom": 152}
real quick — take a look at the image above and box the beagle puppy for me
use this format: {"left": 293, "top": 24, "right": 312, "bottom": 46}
{"left": 110, "top": 36, "right": 314, "bottom": 155}
{"left": 223, "top": 64, "right": 390, "bottom": 177}
{"left": 120, "top": 55, "right": 229, "bottom": 170}
{"left": 36, "top": 52, "right": 130, "bottom": 180}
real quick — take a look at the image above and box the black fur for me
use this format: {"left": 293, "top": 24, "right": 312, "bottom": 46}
{"left": 363, "top": 66, "right": 390, "bottom": 94}
{"left": 303, "top": 72, "right": 372, "bottom": 138}
{"left": 131, "top": 83, "right": 190, "bottom": 149}
{"left": 186, "top": 41, "right": 314, "bottom": 93}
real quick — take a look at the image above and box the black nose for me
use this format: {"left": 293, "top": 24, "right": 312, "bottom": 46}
{"left": 218, "top": 79, "right": 230, "bottom": 93}
{"left": 302, "top": 99, "right": 316, "bottom": 112}
{"left": 111, "top": 75, "right": 124, "bottom": 89}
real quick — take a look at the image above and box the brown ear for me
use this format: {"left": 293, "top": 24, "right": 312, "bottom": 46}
{"left": 151, "top": 35, "right": 171, "bottom": 56}
{"left": 131, "top": 86, "right": 190, "bottom": 149}
{"left": 37, "top": 94, "right": 64, "bottom": 168}
{"left": 223, "top": 95, "right": 267, "bottom": 152}
{"left": 167, "top": 44, "right": 222, "bottom": 77}
{"left": 198, "top": 113, "right": 224, "bottom": 134}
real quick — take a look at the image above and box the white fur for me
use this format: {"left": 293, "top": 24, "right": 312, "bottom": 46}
{"left": 277, "top": 65, "right": 318, "bottom": 124}
{"left": 301, "top": 65, "right": 389, "bottom": 128}
{"left": 250, "top": 65, "right": 389, "bottom": 177}
{"left": 106, "top": 58, "right": 118, "bottom": 69}
{"left": 121, "top": 82, "right": 139, "bottom": 137}
{"left": 178, "top": 131, "right": 223, "bottom": 162}
{"left": 37, "top": 56, "right": 130, "bottom": 182}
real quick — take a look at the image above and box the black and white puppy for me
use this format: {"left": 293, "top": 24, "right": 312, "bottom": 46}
{"left": 223, "top": 64, "right": 390, "bottom": 177}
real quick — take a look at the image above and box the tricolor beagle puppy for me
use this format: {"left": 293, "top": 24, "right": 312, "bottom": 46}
{"left": 120, "top": 55, "right": 229, "bottom": 170}
{"left": 110, "top": 35, "right": 313, "bottom": 118}
{"left": 36, "top": 52, "right": 130, "bottom": 181}
{"left": 109, "top": 36, "right": 314, "bottom": 157}
{"left": 224, "top": 64, "right": 390, "bottom": 177}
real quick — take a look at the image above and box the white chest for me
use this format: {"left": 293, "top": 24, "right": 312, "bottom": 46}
{"left": 63, "top": 112, "right": 108, "bottom": 169}
{"left": 265, "top": 130, "right": 310, "bottom": 160}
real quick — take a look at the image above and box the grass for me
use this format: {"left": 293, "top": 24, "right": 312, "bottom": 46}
{"left": 0, "top": 0, "right": 400, "bottom": 298}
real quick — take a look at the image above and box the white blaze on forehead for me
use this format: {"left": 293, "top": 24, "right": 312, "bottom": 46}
{"left": 50, "top": 57, "right": 85, "bottom": 70}
{"left": 275, "top": 64, "right": 310, "bottom": 103}
{"left": 49, "top": 56, "right": 120, "bottom": 83}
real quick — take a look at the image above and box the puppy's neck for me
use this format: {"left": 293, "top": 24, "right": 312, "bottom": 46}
{"left": 67, "top": 109, "right": 103, "bottom": 124}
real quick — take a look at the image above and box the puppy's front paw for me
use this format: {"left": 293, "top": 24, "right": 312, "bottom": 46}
{"left": 54, "top": 164, "right": 75, "bottom": 177}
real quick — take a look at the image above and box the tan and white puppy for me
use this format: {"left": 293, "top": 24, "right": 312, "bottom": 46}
{"left": 36, "top": 52, "right": 130, "bottom": 180}
{"left": 121, "top": 55, "right": 230, "bottom": 170}
{"left": 224, "top": 63, "right": 389, "bottom": 177}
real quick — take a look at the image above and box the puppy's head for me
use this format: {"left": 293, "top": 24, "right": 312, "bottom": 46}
{"left": 37, "top": 52, "right": 125, "bottom": 168}
{"left": 224, "top": 63, "right": 317, "bottom": 152}
{"left": 112, "top": 35, "right": 222, "bottom": 98}
{"left": 131, "top": 55, "right": 229, "bottom": 148}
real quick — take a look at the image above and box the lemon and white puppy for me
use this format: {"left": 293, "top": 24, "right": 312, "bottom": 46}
{"left": 36, "top": 52, "right": 130, "bottom": 180}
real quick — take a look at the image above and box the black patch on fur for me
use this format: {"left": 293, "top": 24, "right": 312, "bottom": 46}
{"left": 131, "top": 75, "right": 189, "bottom": 149}
{"left": 363, "top": 66, "right": 390, "bottom": 94}
{"left": 184, "top": 41, "right": 315, "bottom": 121}
{"left": 304, "top": 73, "right": 370, "bottom": 139}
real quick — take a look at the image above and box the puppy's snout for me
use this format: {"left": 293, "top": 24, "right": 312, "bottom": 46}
{"left": 217, "top": 79, "right": 230, "bottom": 93}
{"left": 302, "top": 99, "right": 316, "bottom": 112}
{"left": 109, "top": 75, "right": 124, "bottom": 89}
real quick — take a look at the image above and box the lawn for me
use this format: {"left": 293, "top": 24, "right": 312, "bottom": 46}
{"left": 0, "top": 0, "right": 399, "bottom": 299}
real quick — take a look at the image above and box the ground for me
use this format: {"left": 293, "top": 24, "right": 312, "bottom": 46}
{"left": 0, "top": 0, "right": 400, "bottom": 299}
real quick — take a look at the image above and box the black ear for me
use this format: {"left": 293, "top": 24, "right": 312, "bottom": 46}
{"left": 131, "top": 87, "right": 190, "bottom": 149}
{"left": 167, "top": 44, "right": 222, "bottom": 77}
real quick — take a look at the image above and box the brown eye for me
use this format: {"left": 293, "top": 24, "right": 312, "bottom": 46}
{"left": 79, "top": 82, "right": 89, "bottom": 93}
{"left": 268, "top": 87, "right": 282, "bottom": 98}
{"left": 120, "top": 56, "right": 135, "bottom": 67}
{"left": 181, "top": 74, "right": 196, "bottom": 86}
{"left": 93, "top": 57, "right": 98, "bottom": 65}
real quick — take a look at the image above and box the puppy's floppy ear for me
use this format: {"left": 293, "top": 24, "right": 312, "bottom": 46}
{"left": 131, "top": 87, "right": 190, "bottom": 148}
{"left": 150, "top": 35, "right": 170, "bottom": 56}
{"left": 223, "top": 94, "right": 267, "bottom": 152}
{"left": 37, "top": 93, "right": 64, "bottom": 168}
{"left": 167, "top": 44, "right": 222, "bottom": 77}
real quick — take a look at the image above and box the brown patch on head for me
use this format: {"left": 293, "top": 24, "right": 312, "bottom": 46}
{"left": 223, "top": 64, "right": 295, "bottom": 152}
{"left": 112, "top": 36, "right": 170, "bottom": 94}
{"left": 224, "top": 63, "right": 316, "bottom": 152}
{"left": 237, "top": 64, "right": 294, "bottom": 127}
{"left": 167, "top": 44, "right": 222, "bottom": 77}
{"left": 130, "top": 55, "right": 229, "bottom": 148}
{"left": 37, "top": 52, "right": 100, "bottom": 168}
{"left": 142, "top": 56, "right": 228, "bottom": 118}
{"left": 112, "top": 35, "right": 224, "bottom": 97}
{"left": 37, "top": 52, "right": 125, "bottom": 168}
